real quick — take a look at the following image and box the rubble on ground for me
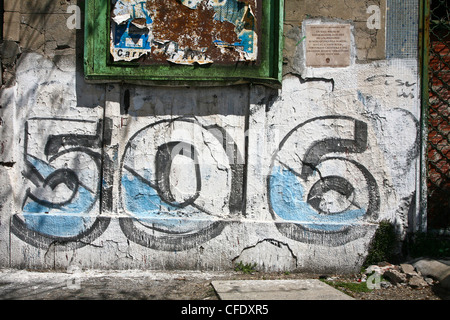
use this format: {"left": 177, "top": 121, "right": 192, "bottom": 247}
{"left": 359, "top": 261, "right": 440, "bottom": 289}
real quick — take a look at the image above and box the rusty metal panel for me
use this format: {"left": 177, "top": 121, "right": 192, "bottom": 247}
{"left": 84, "top": 0, "right": 283, "bottom": 86}
{"left": 110, "top": 0, "right": 259, "bottom": 65}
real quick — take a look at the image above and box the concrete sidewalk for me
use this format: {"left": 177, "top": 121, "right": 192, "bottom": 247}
{"left": 0, "top": 268, "right": 352, "bottom": 300}
{"left": 211, "top": 279, "right": 354, "bottom": 300}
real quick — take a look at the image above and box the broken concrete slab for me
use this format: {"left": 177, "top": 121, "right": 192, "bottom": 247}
{"left": 400, "top": 263, "right": 416, "bottom": 275}
{"left": 211, "top": 279, "right": 354, "bottom": 300}
{"left": 383, "top": 269, "right": 407, "bottom": 285}
{"left": 411, "top": 258, "right": 450, "bottom": 290}
{"left": 408, "top": 275, "right": 429, "bottom": 288}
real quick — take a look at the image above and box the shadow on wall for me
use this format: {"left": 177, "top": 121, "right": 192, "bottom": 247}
{"left": 5, "top": 1, "right": 420, "bottom": 274}
{"left": 7, "top": 0, "right": 280, "bottom": 254}
{"left": 76, "top": 0, "right": 280, "bottom": 117}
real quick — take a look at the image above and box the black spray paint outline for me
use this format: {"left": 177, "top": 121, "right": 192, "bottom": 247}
{"left": 119, "top": 117, "right": 243, "bottom": 251}
{"left": 268, "top": 115, "right": 380, "bottom": 246}
{"left": 12, "top": 119, "right": 112, "bottom": 249}
{"left": 155, "top": 141, "right": 202, "bottom": 208}
{"left": 11, "top": 214, "right": 111, "bottom": 250}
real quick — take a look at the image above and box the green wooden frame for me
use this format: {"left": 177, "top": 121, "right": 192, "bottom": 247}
{"left": 84, "top": 0, "right": 284, "bottom": 86}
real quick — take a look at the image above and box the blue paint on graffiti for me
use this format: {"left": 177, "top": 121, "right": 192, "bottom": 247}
{"left": 27, "top": 155, "right": 54, "bottom": 177}
{"left": 122, "top": 169, "right": 178, "bottom": 214}
{"left": 357, "top": 90, "right": 368, "bottom": 106}
{"left": 23, "top": 156, "right": 97, "bottom": 214}
{"left": 23, "top": 187, "right": 95, "bottom": 213}
{"left": 269, "top": 166, "right": 366, "bottom": 232}
{"left": 21, "top": 214, "right": 96, "bottom": 237}
{"left": 122, "top": 168, "right": 214, "bottom": 233}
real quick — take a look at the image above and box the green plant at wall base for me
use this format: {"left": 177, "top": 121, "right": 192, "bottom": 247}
{"left": 234, "top": 261, "right": 257, "bottom": 274}
{"left": 321, "top": 279, "right": 373, "bottom": 294}
{"left": 363, "top": 220, "right": 397, "bottom": 267}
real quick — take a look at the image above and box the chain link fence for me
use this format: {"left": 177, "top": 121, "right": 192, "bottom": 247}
{"left": 426, "top": 0, "right": 450, "bottom": 230}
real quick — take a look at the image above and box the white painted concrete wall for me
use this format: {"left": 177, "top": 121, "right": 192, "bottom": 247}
{"left": 0, "top": 1, "right": 424, "bottom": 273}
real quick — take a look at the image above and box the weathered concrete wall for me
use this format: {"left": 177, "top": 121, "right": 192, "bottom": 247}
{"left": 0, "top": 0, "right": 423, "bottom": 273}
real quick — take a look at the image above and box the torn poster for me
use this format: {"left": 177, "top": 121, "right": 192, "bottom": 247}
{"left": 110, "top": 0, "right": 259, "bottom": 65}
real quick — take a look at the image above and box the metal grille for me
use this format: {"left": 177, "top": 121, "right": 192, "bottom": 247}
{"left": 426, "top": 0, "right": 450, "bottom": 230}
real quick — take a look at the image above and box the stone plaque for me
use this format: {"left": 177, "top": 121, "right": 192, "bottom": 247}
{"left": 305, "top": 24, "right": 351, "bottom": 68}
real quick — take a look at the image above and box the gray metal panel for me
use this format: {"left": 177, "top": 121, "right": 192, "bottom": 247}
{"left": 386, "top": 0, "right": 420, "bottom": 59}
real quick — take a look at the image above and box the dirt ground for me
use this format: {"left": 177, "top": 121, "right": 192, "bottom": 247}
{"left": 75, "top": 271, "right": 447, "bottom": 301}
{"left": 0, "top": 269, "right": 448, "bottom": 300}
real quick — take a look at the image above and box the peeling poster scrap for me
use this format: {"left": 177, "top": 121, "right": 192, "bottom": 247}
{"left": 110, "top": 0, "right": 259, "bottom": 65}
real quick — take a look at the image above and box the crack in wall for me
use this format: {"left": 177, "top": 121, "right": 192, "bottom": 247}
{"left": 0, "top": 162, "right": 15, "bottom": 167}
{"left": 287, "top": 72, "right": 336, "bottom": 92}
{"left": 231, "top": 238, "right": 299, "bottom": 268}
